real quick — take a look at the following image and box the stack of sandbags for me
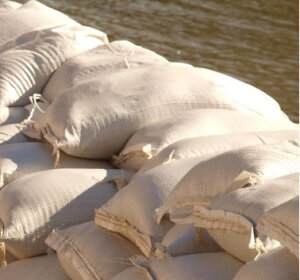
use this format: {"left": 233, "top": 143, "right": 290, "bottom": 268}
{"left": 138, "top": 130, "right": 299, "bottom": 174}
{"left": 95, "top": 156, "right": 207, "bottom": 257}
{"left": 112, "top": 109, "right": 298, "bottom": 171}
{"left": 232, "top": 196, "right": 299, "bottom": 279}
{"left": 111, "top": 254, "right": 243, "bottom": 280}
{"left": 191, "top": 173, "right": 298, "bottom": 262}
{"left": 0, "top": 1, "right": 298, "bottom": 279}
{"left": 25, "top": 62, "right": 289, "bottom": 159}
{"left": 0, "top": 168, "right": 133, "bottom": 259}
{"left": 0, "top": 0, "right": 107, "bottom": 128}
{"left": 156, "top": 140, "right": 299, "bottom": 222}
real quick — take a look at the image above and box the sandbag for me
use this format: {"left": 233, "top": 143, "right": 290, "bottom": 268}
{"left": 0, "top": 123, "right": 31, "bottom": 145}
{"left": 0, "top": 1, "right": 21, "bottom": 11}
{"left": 0, "top": 0, "right": 76, "bottom": 44}
{"left": 257, "top": 195, "right": 299, "bottom": 258}
{"left": 43, "top": 40, "right": 168, "bottom": 103}
{"left": 113, "top": 109, "right": 298, "bottom": 171}
{"left": 0, "top": 24, "right": 107, "bottom": 107}
{"left": 156, "top": 141, "right": 299, "bottom": 222}
{"left": 0, "top": 168, "right": 133, "bottom": 259}
{"left": 29, "top": 64, "right": 287, "bottom": 159}
{"left": 192, "top": 173, "right": 298, "bottom": 262}
{"left": 154, "top": 224, "right": 222, "bottom": 258}
{"left": 0, "top": 107, "right": 27, "bottom": 126}
{"left": 0, "top": 142, "right": 113, "bottom": 188}
{"left": 95, "top": 156, "right": 205, "bottom": 257}
{"left": 139, "top": 130, "right": 299, "bottom": 174}
{"left": 233, "top": 247, "right": 299, "bottom": 280}
{"left": 111, "top": 253, "right": 243, "bottom": 280}
{"left": 46, "top": 222, "right": 141, "bottom": 280}
{"left": 0, "top": 254, "right": 69, "bottom": 279}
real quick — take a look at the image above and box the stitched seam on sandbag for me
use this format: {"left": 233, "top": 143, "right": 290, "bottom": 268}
{"left": 95, "top": 210, "right": 152, "bottom": 257}
{"left": 58, "top": 233, "right": 102, "bottom": 280}
{"left": 193, "top": 209, "right": 253, "bottom": 234}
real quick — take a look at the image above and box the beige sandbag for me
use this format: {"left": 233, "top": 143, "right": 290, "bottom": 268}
{"left": 46, "top": 222, "right": 141, "bottom": 280}
{"left": 30, "top": 64, "right": 287, "bottom": 159}
{"left": 156, "top": 141, "right": 299, "bottom": 222}
{"left": 233, "top": 247, "right": 299, "bottom": 280}
{"left": 192, "top": 173, "right": 298, "bottom": 262}
{"left": 113, "top": 110, "right": 298, "bottom": 171}
{"left": 111, "top": 253, "right": 243, "bottom": 280}
{"left": 0, "top": 142, "right": 113, "bottom": 188}
{"left": 0, "top": 254, "right": 69, "bottom": 279}
{"left": 0, "top": 123, "right": 31, "bottom": 144}
{"left": 0, "top": 168, "right": 133, "bottom": 259}
{"left": 257, "top": 196, "right": 299, "bottom": 258}
{"left": 0, "top": 0, "right": 76, "bottom": 44}
{"left": 0, "top": 1, "right": 21, "bottom": 11}
{"left": 0, "top": 24, "right": 107, "bottom": 107}
{"left": 138, "top": 130, "right": 299, "bottom": 174}
{"left": 95, "top": 156, "right": 206, "bottom": 257}
{"left": 0, "top": 107, "right": 27, "bottom": 126}
{"left": 43, "top": 40, "right": 168, "bottom": 103}
{"left": 154, "top": 224, "right": 222, "bottom": 258}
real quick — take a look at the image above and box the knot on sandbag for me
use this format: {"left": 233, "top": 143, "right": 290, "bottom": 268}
{"left": 98, "top": 177, "right": 127, "bottom": 191}
{"left": 254, "top": 237, "right": 267, "bottom": 260}
{"left": 153, "top": 243, "right": 171, "bottom": 259}
{"left": 112, "top": 144, "right": 153, "bottom": 168}
{"left": 0, "top": 242, "right": 7, "bottom": 267}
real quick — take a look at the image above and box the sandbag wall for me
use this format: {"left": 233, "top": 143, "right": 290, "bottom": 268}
{"left": 0, "top": 1, "right": 299, "bottom": 279}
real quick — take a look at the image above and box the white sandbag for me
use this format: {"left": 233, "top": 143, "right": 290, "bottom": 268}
{"left": 95, "top": 156, "right": 205, "bottom": 257}
{"left": 113, "top": 109, "right": 298, "bottom": 171}
{"left": 0, "top": 254, "right": 69, "bottom": 279}
{"left": 29, "top": 64, "right": 287, "bottom": 159}
{"left": 0, "top": 1, "right": 21, "bottom": 11}
{"left": 0, "top": 25, "right": 107, "bottom": 107}
{"left": 139, "top": 130, "right": 299, "bottom": 174}
{"left": 112, "top": 253, "right": 243, "bottom": 280}
{"left": 0, "top": 142, "right": 113, "bottom": 188}
{"left": 192, "top": 173, "right": 298, "bottom": 262}
{"left": 154, "top": 224, "right": 222, "bottom": 258}
{"left": 0, "top": 123, "right": 31, "bottom": 144}
{"left": 0, "top": 0, "right": 76, "bottom": 44}
{"left": 0, "top": 107, "right": 27, "bottom": 126}
{"left": 0, "top": 168, "right": 133, "bottom": 259}
{"left": 46, "top": 222, "right": 141, "bottom": 280}
{"left": 156, "top": 141, "right": 299, "bottom": 223}
{"left": 43, "top": 40, "right": 168, "bottom": 103}
{"left": 257, "top": 195, "right": 299, "bottom": 258}
{"left": 233, "top": 247, "right": 299, "bottom": 280}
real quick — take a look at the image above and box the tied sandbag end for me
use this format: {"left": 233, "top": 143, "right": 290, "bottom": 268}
{"left": 111, "top": 144, "right": 153, "bottom": 169}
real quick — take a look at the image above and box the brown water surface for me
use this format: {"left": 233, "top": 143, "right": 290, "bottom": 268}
{"left": 18, "top": 0, "right": 299, "bottom": 121}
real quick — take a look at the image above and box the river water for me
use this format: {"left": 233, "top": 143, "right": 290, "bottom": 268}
{"left": 18, "top": 0, "right": 299, "bottom": 121}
